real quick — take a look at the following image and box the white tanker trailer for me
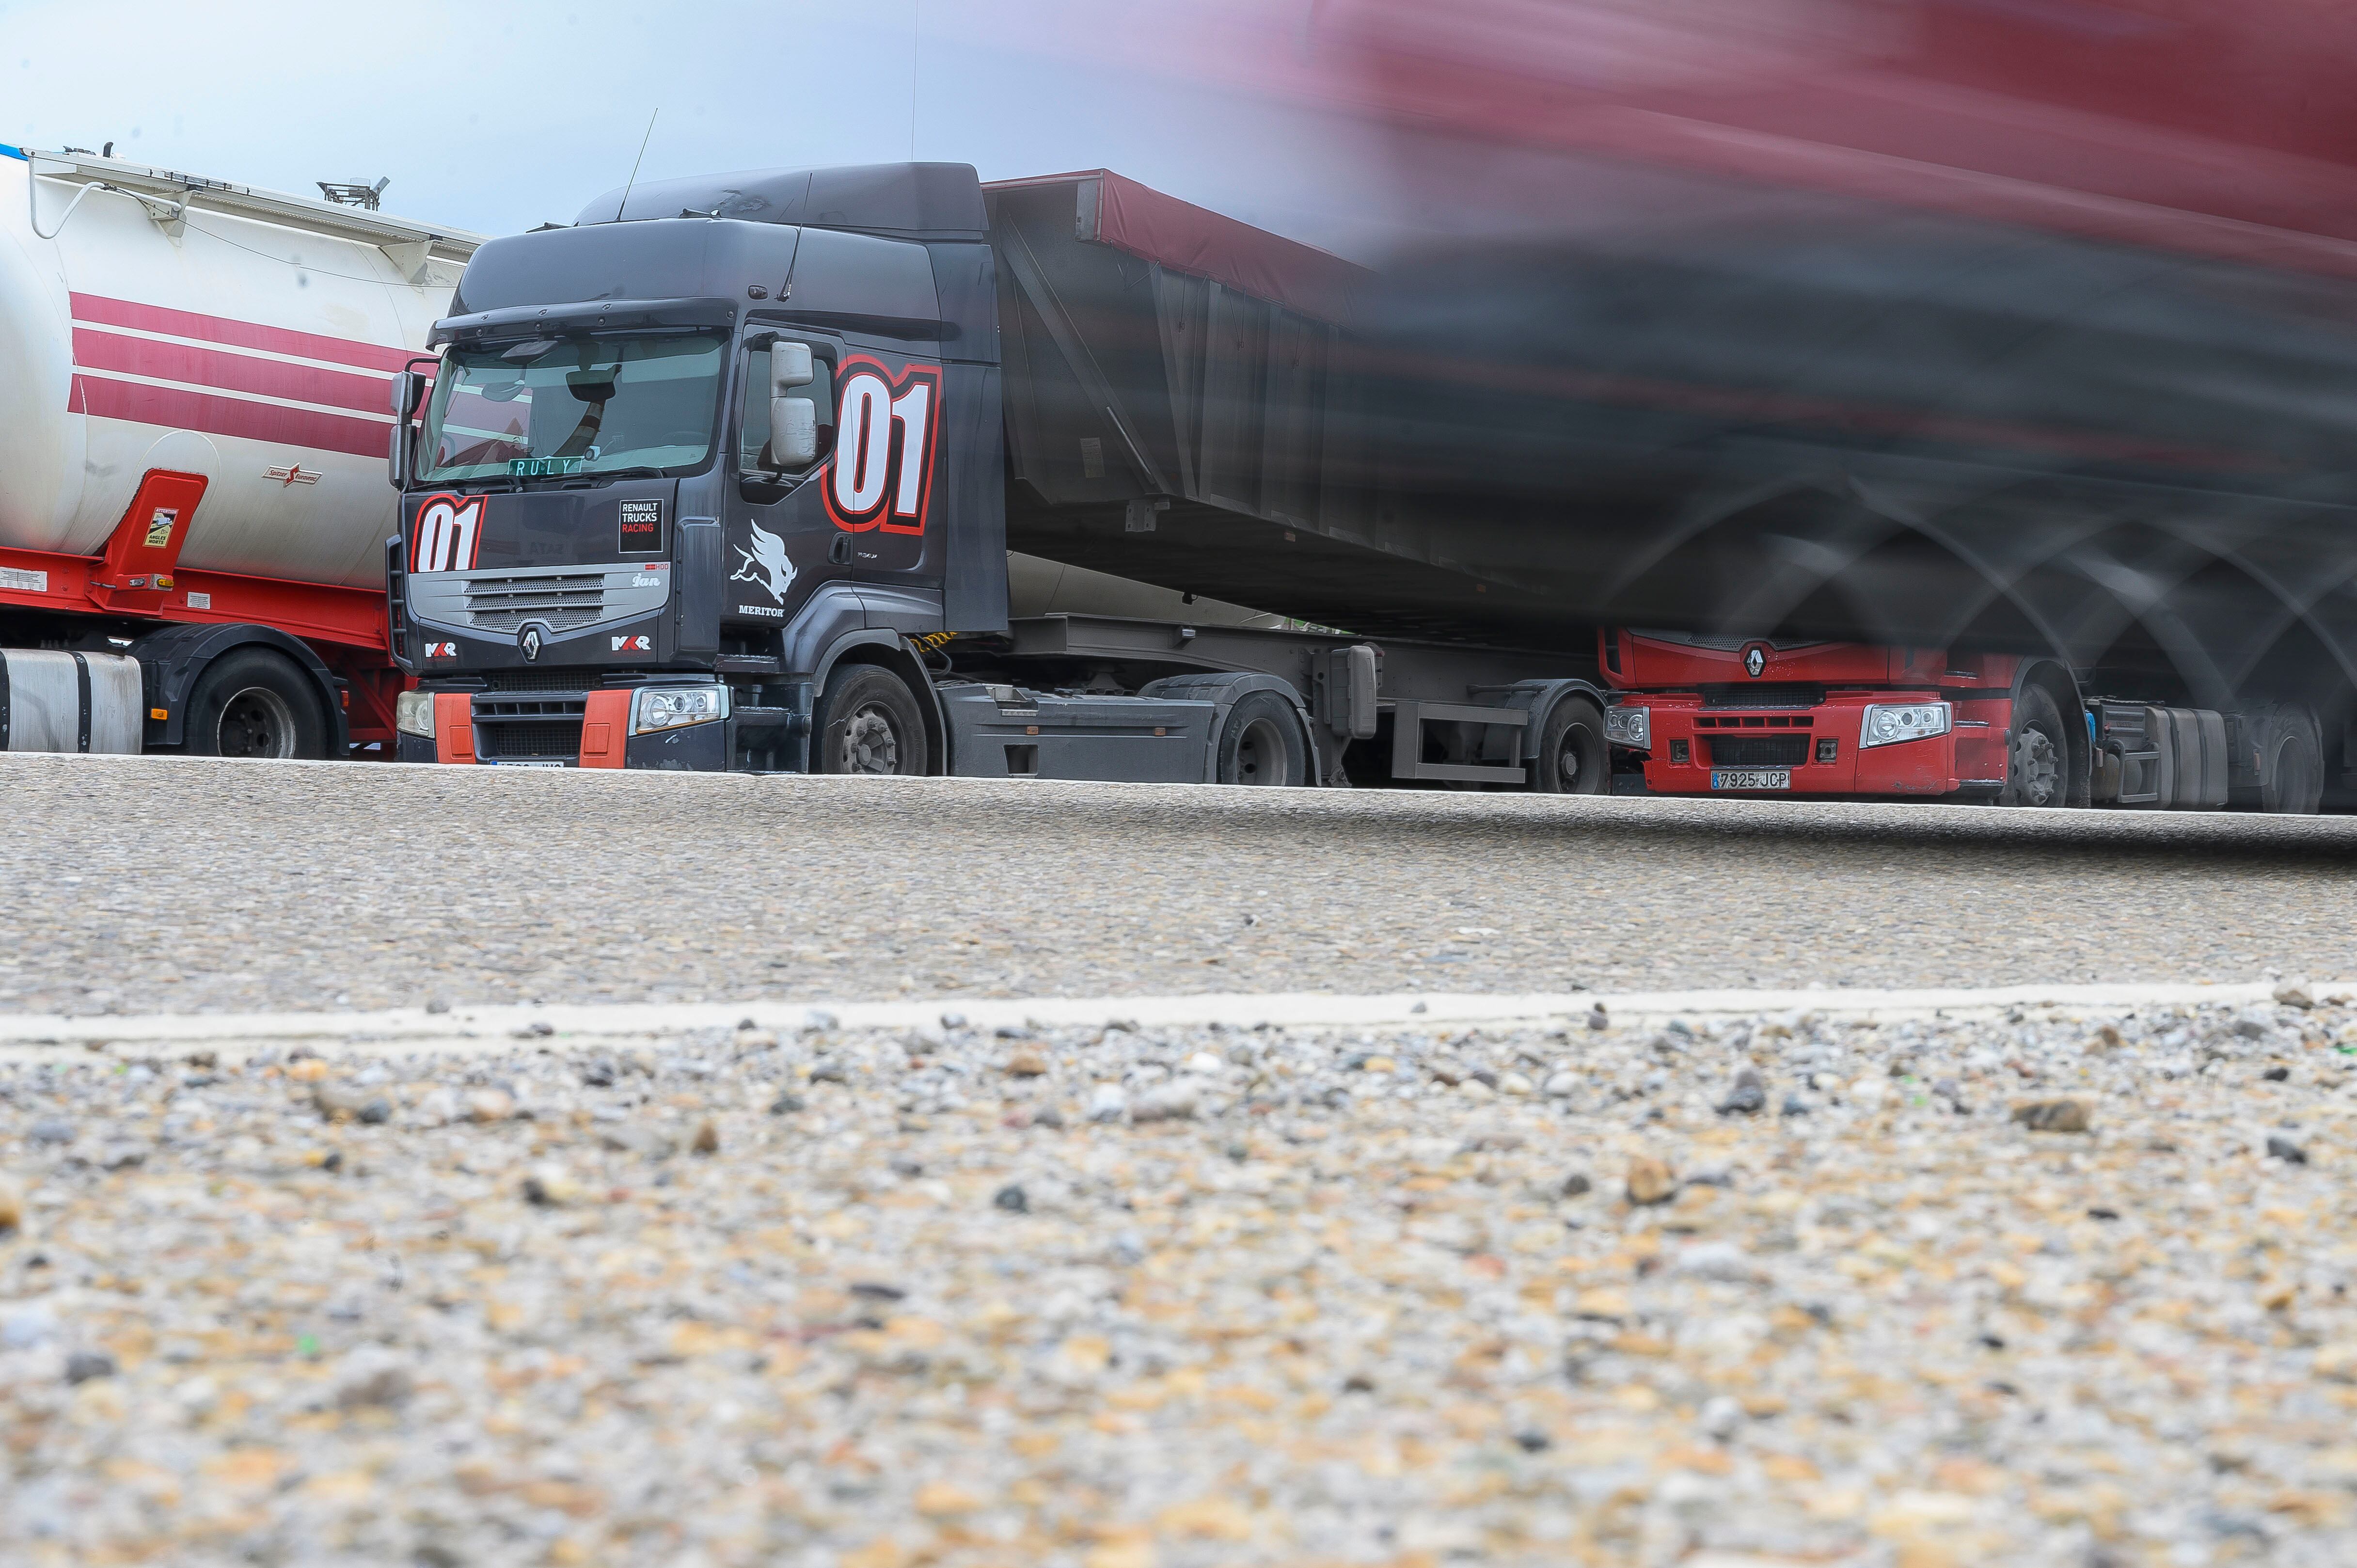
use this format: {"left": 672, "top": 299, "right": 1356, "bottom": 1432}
{"left": 0, "top": 145, "right": 477, "bottom": 757}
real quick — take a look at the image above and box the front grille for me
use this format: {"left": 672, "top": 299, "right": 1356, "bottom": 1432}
{"left": 1701, "top": 683, "right": 1824, "bottom": 710}
{"left": 475, "top": 717, "right": 584, "bottom": 760}
{"left": 475, "top": 697, "right": 587, "bottom": 720}
{"left": 463, "top": 572, "right": 607, "bottom": 633}
{"left": 484, "top": 671, "right": 600, "bottom": 693}
{"left": 1705, "top": 734, "right": 1809, "bottom": 768}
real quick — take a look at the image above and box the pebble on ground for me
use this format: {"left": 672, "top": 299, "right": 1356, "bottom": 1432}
{"left": 4, "top": 999, "right": 2357, "bottom": 1566}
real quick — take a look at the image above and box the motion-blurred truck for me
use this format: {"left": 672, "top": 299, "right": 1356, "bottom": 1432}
{"left": 381, "top": 157, "right": 2324, "bottom": 811}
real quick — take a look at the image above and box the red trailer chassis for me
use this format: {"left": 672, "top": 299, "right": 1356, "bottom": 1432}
{"left": 0, "top": 540, "right": 403, "bottom": 750}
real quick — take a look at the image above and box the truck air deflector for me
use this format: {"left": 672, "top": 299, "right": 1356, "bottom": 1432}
{"left": 430, "top": 297, "right": 736, "bottom": 348}
{"left": 579, "top": 162, "right": 988, "bottom": 241}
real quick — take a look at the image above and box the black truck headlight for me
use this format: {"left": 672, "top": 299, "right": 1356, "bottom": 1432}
{"left": 631, "top": 685, "right": 728, "bottom": 734}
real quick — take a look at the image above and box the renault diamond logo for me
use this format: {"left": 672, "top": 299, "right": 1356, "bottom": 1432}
{"left": 1743, "top": 644, "right": 1767, "bottom": 678}
{"left": 518, "top": 623, "right": 546, "bottom": 663}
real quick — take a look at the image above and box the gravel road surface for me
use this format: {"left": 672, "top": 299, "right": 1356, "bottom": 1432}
{"left": 7, "top": 753, "right": 2357, "bottom": 1566}
{"left": 2, "top": 753, "right": 2354, "bottom": 1019}
{"left": 7, "top": 998, "right": 2357, "bottom": 1565}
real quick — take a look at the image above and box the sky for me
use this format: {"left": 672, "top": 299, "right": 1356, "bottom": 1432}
{"left": 0, "top": 0, "right": 1401, "bottom": 256}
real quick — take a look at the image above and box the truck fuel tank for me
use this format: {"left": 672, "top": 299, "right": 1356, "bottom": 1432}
{"left": 940, "top": 681, "right": 1215, "bottom": 783}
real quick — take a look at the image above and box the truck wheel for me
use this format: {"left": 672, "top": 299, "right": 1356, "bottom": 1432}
{"left": 185, "top": 649, "right": 330, "bottom": 760}
{"left": 1216, "top": 692, "right": 1309, "bottom": 786}
{"left": 815, "top": 665, "right": 929, "bottom": 776}
{"left": 2258, "top": 707, "right": 2323, "bottom": 814}
{"left": 1534, "top": 696, "right": 1609, "bottom": 794}
{"left": 2003, "top": 686, "right": 2068, "bottom": 808}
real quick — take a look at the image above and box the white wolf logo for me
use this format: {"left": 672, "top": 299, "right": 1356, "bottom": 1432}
{"left": 730, "top": 521, "right": 798, "bottom": 603}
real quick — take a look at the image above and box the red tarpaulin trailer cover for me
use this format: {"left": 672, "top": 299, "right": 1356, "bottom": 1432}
{"left": 986, "top": 170, "right": 1368, "bottom": 328}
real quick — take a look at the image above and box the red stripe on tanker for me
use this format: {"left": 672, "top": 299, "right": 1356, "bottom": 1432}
{"left": 67, "top": 375, "right": 393, "bottom": 462}
{"left": 67, "top": 292, "right": 420, "bottom": 374}
{"left": 69, "top": 327, "right": 395, "bottom": 418}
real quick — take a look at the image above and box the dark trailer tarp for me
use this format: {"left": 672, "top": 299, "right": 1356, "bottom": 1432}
{"left": 986, "top": 172, "right": 1579, "bottom": 649}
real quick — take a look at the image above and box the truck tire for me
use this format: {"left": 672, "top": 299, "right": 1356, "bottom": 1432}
{"left": 1216, "top": 692, "right": 1310, "bottom": 786}
{"left": 2257, "top": 706, "right": 2324, "bottom": 814}
{"left": 184, "top": 648, "right": 331, "bottom": 760}
{"left": 814, "top": 665, "right": 929, "bottom": 776}
{"left": 2002, "top": 685, "right": 2068, "bottom": 808}
{"left": 1533, "top": 696, "right": 1609, "bottom": 794}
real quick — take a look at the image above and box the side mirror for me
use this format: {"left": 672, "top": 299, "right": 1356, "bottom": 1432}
{"left": 771, "top": 342, "right": 813, "bottom": 395}
{"left": 771, "top": 397, "right": 819, "bottom": 468}
{"left": 387, "top": 419, "right": 413, "bottom": 490}
{"left": 387, "top": 369, "right": 426, "bottom": 490}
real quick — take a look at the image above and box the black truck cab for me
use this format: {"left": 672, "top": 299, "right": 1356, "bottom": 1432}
{"left": 387, "top": 163, "right": 1006, "bottom": 771}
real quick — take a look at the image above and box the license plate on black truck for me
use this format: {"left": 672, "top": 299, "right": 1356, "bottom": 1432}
{"left": 1712, "top": 769, "right": 1790, "bottom": 791}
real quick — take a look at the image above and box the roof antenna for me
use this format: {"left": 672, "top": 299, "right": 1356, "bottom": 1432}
{"left": 614, "top": 108, "right": 659, "bottom": 223}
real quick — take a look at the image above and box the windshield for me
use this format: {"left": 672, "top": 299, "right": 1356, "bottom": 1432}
{"left": 419, "top": 333, "right": 726, "bottom": 482}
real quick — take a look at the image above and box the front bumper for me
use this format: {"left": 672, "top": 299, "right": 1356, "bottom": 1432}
{"left": 1622, "top": 695, "right": 2009, "bottom": 797}
{"left": 397, "top": 687, "right": 730, "bottom": 771}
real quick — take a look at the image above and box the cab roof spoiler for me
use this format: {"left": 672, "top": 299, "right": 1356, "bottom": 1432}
{"left": 577, "top": 162, "right": 987, "bottom": 242}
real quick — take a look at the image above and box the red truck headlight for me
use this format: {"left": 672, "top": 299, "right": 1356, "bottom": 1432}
{"left": 1858, "top": 702, "right": 1950, "bottom": 749}
{"left": 1604, "top": 705, "right": 1650, "bottom": 749}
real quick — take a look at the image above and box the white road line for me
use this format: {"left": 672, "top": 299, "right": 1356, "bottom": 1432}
{"left": 0, "top": 980, "right": 2340, "bottom": 1053}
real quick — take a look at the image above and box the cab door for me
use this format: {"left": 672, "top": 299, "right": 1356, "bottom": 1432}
{"left": 825, "top": 347, "right": 948, "bottom": 607}
{"left": 723, "top": 334, "right": 844, "bottom": 643}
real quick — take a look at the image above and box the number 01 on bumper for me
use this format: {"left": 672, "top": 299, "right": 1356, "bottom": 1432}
{"left": 1712, "top": 769, "right": 1790, "bottom": 791}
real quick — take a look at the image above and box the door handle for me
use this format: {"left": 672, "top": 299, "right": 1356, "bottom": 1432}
{"left": 829, "top": 533, "right": 854, "bottom": 566}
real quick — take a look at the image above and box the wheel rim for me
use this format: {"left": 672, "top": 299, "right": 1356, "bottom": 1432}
{"left": 1233, "top": 716, "right": 1289, "bottom": 785}
{"left": 216, "top": 687, "right": 297, "bottom": 760}
{"left": 1555, "top": 731, "right": 1587, "bottom": 792}
{"left": 2012, "top": 725, "right": 2061, "bottom": 806}
{"left": 838, "top": 703, "right": 901, "bottom": 774}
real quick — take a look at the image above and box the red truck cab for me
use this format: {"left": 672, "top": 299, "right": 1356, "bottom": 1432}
{"left": 1599, "top": 630, "right": 2022, "bottom": 799}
